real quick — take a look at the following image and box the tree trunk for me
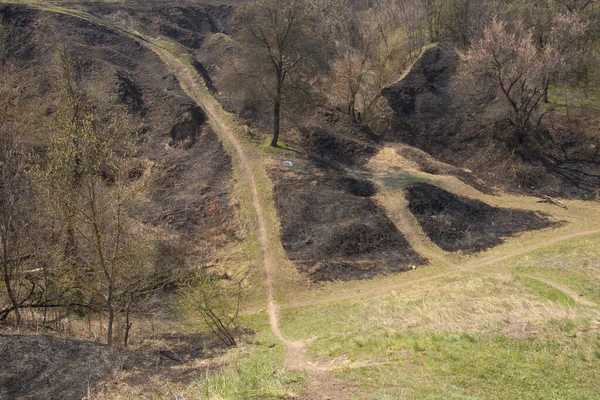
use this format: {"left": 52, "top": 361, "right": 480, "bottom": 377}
{"left": 1, "top": 235, "right": 19, "bottom": 323}
{"left": 106, "top": 283, "right": 114, "bottom": 346}
{"left": 271, "top": 84, "right": 282, "bottom": 147}
{"left": 348, "top": 87, "right": 357, "bottom": 122}
{"left": 123, "top": 294, "right": 132, "bottom": 347}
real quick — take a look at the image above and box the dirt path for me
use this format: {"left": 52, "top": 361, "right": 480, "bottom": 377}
{"left": 286, "top": 228, "right": 600, "bottom": 309}
{"left": 151, "top": 46, "right": 353, "bottom": 400}
{"left": 375, "top": 191, "right": 452, "bottom": 265}
{"left": 526, "top": 276, "right": 599, "bottom": 308}
{"left": 6, "top": 3, "right": 351, "bottom": 397}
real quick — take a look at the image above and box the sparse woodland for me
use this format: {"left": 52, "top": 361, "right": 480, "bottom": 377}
{"left": 1, "top": 0, "right": 599, "bottom": 347}
{"left": 216, "top": 0, "right": 598, "bottom": 148}
{"left": 1, "top": 0, "right": 600, "bottom": 399}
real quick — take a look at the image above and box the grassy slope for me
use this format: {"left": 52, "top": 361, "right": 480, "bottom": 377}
{"left": 281, "top": 235, "right": 600, "bottom": 399}
{"left": 5, "top": 2, "right": 600, "bottom": 398}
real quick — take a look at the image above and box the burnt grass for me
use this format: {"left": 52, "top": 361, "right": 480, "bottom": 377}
{"left": 0, "top": 334, "right": 137, "bottom": 400}
{"left": 299, "top": 107, "right": 381, "bottom": 168}
{"left": 1, "top": 4, "right": 238, "bottom": 265}
{"left": 380, "top": 46, "right": 600, "bottom": 199}
{"left": 405, "top": 183, "right": 557, "bottom": 253}
{"left": 272, "top": 168, "right": 427, "bottom": 282}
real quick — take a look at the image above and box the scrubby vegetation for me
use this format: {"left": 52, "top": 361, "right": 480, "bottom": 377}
{"left": 1, "top": 0, "right": 600, "bottom": 399}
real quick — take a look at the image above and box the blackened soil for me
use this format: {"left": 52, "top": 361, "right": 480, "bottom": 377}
{"left": 1, "top": 4, "right": 237, "bottom": 265}
{"left": 405, "top": 183, "right": 558, "bottom": 253}
{"left": 380, "top": 46, "right": 600, "bottom": 199}
{"left": 143, "top": 127, "right": 236, "bottom": 250}
{"left": 398, "top": 146, "right": 494, "bottom": 195}
{"left": 0, "top": 334, "right": 137, "bottom": 400}
{"left": 272, "top": 167, "right": 427, "bottom": 281}
{"left": 299, "top": 107, "right": 380, "bottom": 168}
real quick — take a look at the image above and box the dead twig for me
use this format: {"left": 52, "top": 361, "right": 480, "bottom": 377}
{"left": 537, "top": 195, "right": 568, "bottom": 210}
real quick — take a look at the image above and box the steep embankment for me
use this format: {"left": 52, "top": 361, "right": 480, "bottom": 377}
{"left": 379, "top": 46, "right": 600, "bottom": 199}
{"left": 0, "top": 3, "right": 238, "bottom": 269}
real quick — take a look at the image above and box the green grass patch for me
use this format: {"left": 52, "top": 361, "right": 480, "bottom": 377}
{"left": 547, "top": 84, "right": 600, "bottom": 109}
{"left": 378, "top": 170, "right": 439, "bottom": 190}
{"left": 177, "top": 331, "right": 307, "bottom": 399}
{"left": 281, "top": 270, "right": 600, "bottom": 399}
{"left": 501, "top": 234, "right": 600, "bottom": 304}
{"left": 336, "top": 329, "right": 600, "bottom": 400}
{"left": 514, "top": 275, "right": 577, "bottom": 306}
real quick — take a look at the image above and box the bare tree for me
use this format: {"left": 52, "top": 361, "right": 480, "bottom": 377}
{"left": 555, "top": 0, "right": 597, "bottom": 12}
{"left": 461, "top": 19, "right": 561, "bottom": 143}
{"left": 41, "top": 49, "right": 153, "bottom": 345}
{"left": 317, "top": 0, "right": 379, "bottom": 121}
{"left": 0, "top": 76, "right": 32, "bottom": 323}
{"left": 236, "top": 0, "right": 318, "bottom": 146}
{"left": 177, "top": 272, "right": 243, "bottom": 347}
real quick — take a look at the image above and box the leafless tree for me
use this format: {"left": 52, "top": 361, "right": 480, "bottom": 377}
{"left": 236, "top": 0, "right": 319, "bottom": 146}
{"left": 177, "top": 272, "right": 243, "bottom": 347}
{"left": 461, "top": 19, "right": 560, "bottom": 142}
{"left": 40, "top": 48, "right": 154, "bottom": 345}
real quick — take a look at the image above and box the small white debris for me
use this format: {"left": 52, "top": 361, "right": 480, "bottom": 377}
{"left": 282, "top": 161, "right": 294, "bottom": 167}
{"left": 411, "top": 265, "right": 416, "bottom": 270}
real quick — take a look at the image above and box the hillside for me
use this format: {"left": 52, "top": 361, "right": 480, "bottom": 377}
{"left": 1, "top": 1, "right": 599, "bottom": 399}
{"left": 379, "top": 46, "right": 600, "bottom": 199}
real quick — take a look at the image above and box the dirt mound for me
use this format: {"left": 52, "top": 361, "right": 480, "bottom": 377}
{"left": 405, "top": 183, "right": 557, "bottom": 253}
{"left": 142, "top": 126, "right": 236, "bottom": 249}
{"left": 82, "top": 2, "right": 232, "bottom": 49}
{"left": 0, "top": 334, "right": 137, "bottom": 400}
{"left": 337, "top": 176, "right": 376, "bottom": 197}
{"left": 299, "top": 108, "right": 380, "bottom": 168}
{"left": 398, "top": 145, "right": 494, "bottom": 194}
{"left": 379, "top": 45, "right": 600, "bottom": 199}
{"left": 169, "top": 104, "right": 207, "bottom": 145}
{"left": 272, "top": 167, "right": 427, "bottom": 281}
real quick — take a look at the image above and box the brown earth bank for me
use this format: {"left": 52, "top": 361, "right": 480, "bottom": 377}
{"left": 1, "top": 3, "right": 238, "bottom": 266}
{"left": 299, "top": 107, "right": 381, "bottom": 168}
{"left": 271, "top": 165, "right": 427, "bottom": 282}
{"left": 0, "top": 334, "right": 137, "bottom": 400}
{"left": 379, "top": 46, "right": 600, "bottom": 199}
{"left": 0, "top": 330, "right": 233, "bottom": 400}
{"left": 405, "top": 182, "right": 559, "bottom": 253}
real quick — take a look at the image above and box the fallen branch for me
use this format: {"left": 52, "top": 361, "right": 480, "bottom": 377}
{"left": 537, "top": 195, "right": 568, "bottom": 209}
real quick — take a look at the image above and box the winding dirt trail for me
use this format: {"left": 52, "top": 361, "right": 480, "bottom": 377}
{"left": 8, "top": 5, "right": 600, "bottom": 398}
{"left": 286, "top": 228, "right": 600, "bottom": 309}
{"left": 151, "top": 47, "right": 353, "bottom": 399}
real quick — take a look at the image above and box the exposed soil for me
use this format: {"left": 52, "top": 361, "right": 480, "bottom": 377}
{"left": 0, "top": 329, "right": 237, "bottom": 400}
{"left": 0, "top": 334, "right": 137, "bottom": 400}
{"left": 405, "top": 183, "right": 558, "bottom": 253}
{"left": 1, "top": 4, "right": 238, "bottom": 264}
{"left": 295, "top": 370, "right": 356, "bottom": 400}
{"left": 379, "top": 46, "right": 600, "bottom": 199}
{"left": 272, "top": 167, "right": 427, "bottom": 281}
{"left": 299, "top": 108, "right": 381, "bottom": 168}
{"left": 80, "top": 1, "right": 233, "bottom": 50}
{"left": 398, "top": 145, "right": 494, "bottom": 195}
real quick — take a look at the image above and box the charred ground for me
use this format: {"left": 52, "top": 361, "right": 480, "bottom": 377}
{"left": 405, "top": 183, "right": 558, "bottom": 253}
{"left": 380, "top": 46, "right": 600, "bottom": 199}
{"left": 272, "top": 164, "right": 427, "bottom": 282}
{"left": 0, "top": 3, "right": 238, "bottom": 267}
